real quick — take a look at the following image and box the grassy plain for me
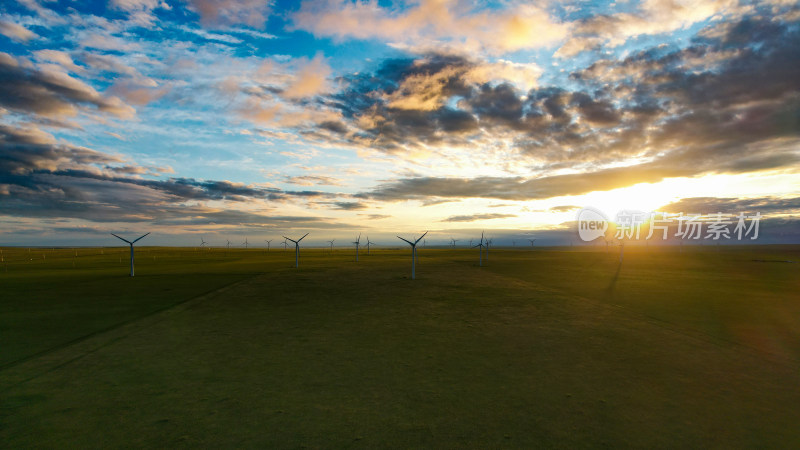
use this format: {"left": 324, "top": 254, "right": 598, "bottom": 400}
{"left": 1, "top": 244, "right": 799, "bottom": 447}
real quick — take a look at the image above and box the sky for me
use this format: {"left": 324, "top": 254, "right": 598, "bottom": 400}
{"left": 0, "top": 0, "right": 798, "bottom": 247}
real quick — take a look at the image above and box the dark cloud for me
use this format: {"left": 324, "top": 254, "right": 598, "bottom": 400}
{"left": 0, "top": 124, "right": 342, "bottom": 225}
{"left": 440, "top": 213, "right": 517, "bottom": 222}
{"left": 328, "top": 201, "right": 368, "bottom": 211}
{"left": 314, "top": 15, "right": 799, "bottom": 186}
{"left": 661, "top": 196, "right": 800, "bottom": 215}
{"left": 0, "top": 53, "right": 133, "bottom": 118}
{"left": 348, "top": 16, "right": 800, "bottom": 202}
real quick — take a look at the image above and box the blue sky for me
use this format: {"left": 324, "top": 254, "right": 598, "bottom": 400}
{"left": 1, "top": 0, "right": 798, "bottom": 246}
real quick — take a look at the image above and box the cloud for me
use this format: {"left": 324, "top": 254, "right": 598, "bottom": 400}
{"left": 0, "top": 20, "right": 38, "bottom": 42}
{"left": 109, "top": 0, "right": 164, "bottom": 27}
{"left": 555, "top": 0, "right": 737, "bottom": 58}
{"left": 282, "top": 55, "right": 332, "bottom": 99}
{"left": 440, "top": 213, "right": 517, "bottom": 222}
{"left": 0, "top": 52, "right": 135, "bottom": 118}
{"left": 188, "top": 0, "right": 272, "bottom": 29}
{"left": 0, "top": 124, "right": 344, "bottom": 226}
{"left": 328, "top": 201, "right": 368, "bottom": 211}
{"left": 283, "top": 174, "right": 342, "bottom": 186}
{"left": 292, "top": 0, "right": 568, "bottom": 55}
{"left": 308, "top": 15, "right": 800, "bottom": 189}
{"left": 34, "top": 50, "right": 84, "bottom": 74}
{"left": 661, "top": 196, "right": 800, "bottom": 215}
{"left": 549, "top": 205, "right": 581, "bottom": 213}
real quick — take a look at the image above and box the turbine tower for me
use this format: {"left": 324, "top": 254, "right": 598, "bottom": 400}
{"left": 111, "top": 232, "right": 150, "bottom": 277}
{"left": 282, "top": 233, "right": 309, "bottom": 268}
{"left": 473, "top": 231, "right": 486, "bottom": 267}
{"left": 353, "top": 233, "right": 361, "bottom": 261}
{"left": 485, "top": 238, "right": 493, "bottom": 259}
{"left": 397, "top": 231, "right": 428, "bottom": 280}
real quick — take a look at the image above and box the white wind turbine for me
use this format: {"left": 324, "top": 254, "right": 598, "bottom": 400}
{"left": 281, "top": 238, "right": 289, "bottom": 251}
{"left": 485, "top": 237, "right": 493, "bottom": 259}
{"left": 450, "top": 237, "right": 459, "bottom": 248}
{"left": 473, "top": 231, "right": 486, "bottom": 267}
{"left": 265, "top": 239, "right": 272, "bottom": 251}
{"left": 528, "top": 238, "right": 536, "bottom": 247}
{"left": 200, "top": 236, "right": 208, "bottom": 248}
{"left": 242, "top": 237, "right": 249, "bottom": 249}
{"left": 397, "top": 231, "right": 428, "bottom": 280}
{"left": 353, "top": 233, "right": 361, "bottom": 261}
{"left": 111, "top": 232, "right": 150, "bottom": 277}
{"left": 366, "top": 237, "right": 375, "bottom": 254}
{"left": 328, "top": 239, "right": 335, "bottom": 253}
{"left": 282, "top": 233, "right": 309, "bottom": 268}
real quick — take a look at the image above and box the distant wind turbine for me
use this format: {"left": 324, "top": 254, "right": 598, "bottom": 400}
{"left": 485, "top": 238, "right": 493, "bottom": 259}
{"left": 111, "top": 232, "right": 150, "bottom": 277}
{"left": 226, "top": 239, "right": 231, "bottom": 250}
{"left": 450, "top": 237, "right": 459, "bottom": 248}
{"left": 242, "top": 237, "right": 249, "bottom": 249}
{"left": 282, "top": 233, "right": 309, "bottom": 268}
{"left": 200, "top": 237, "right": 208, "bottom": 248}
{"left": 281, "top": 238, "right": 288, "bottom": 251}
{"left": 353, "top": 233, "right": 361, "bottom": 261}
{"left": 328, "top": 239, "right": 335, "bottom": 253}
{"left": 397, "top": 231, "right": 428, "bottom": 280}
{"left": 265, "top": 239, "right": 272, "bottom": 251}
{"left": 473, "top": 231, "right": 486, "bottom": 267}
{"left": 366, "top": 237, "right": 375, "bottom": 254}
{"left": 528, "top": 238, "right": 536, "bottom": 247}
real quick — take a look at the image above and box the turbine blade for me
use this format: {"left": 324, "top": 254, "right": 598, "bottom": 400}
{"left": 131, "top": 232, "right": 150, "bottom": 243}
{"left": 414, "top": 230, "right": 428, "bottom": 244}
{"left": 111, "top": 233, "right": 132, "bottom": 244}
{"left": 397, "top": 236, "right": 413, "bottom": 245}
{"left": 298, "top": 233, "right": 309, "bottom": 242}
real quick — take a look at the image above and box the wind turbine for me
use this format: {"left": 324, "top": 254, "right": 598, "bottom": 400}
{"left": 282, "top": 233, "right": 309, "bottom": 268}
{"left": 328, "top": 239, "right": 335, "bottom": 253}
{"left": 265, "top": 239, "right": 272, "bottom": 251}
{"left": 366, "top": 237, "right": 375, "bottom": 254}
{"left": 353, "top": 233, "right": 361, "bottom": 261}
{"left": 281, "top": 238, "right": 288, "bottom": 251}
{"left": 110, "top": 232, "right": 150, "bottom": 277}
{"left": 200, "top": 237, "right": 208, "bottom": 248}
{"left": 242, "top": 237, "right": 249, "bottom": 249}
{"left": 485, "top": 238, "right": 493, "bottom": 259}
{"left": 528, "top": 238, "right": 536, "bottom": 247}
{"left": 450, "top": 237, "right": 459, "bottom": 248}
{"left": 397, "top": 231, "right": 428, "bottom": 280}
{"left": 473, "top": 231, "right": 486, "bottom": 267}
{"left": 226, "top": 239, "right": 231, "bottom": 250}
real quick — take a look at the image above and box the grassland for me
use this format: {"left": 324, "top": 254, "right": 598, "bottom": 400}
{"left": 1, "top": 244, "right": 799, "bottom": 447}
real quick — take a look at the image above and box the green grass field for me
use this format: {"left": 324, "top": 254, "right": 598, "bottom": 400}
{"left": 1, "top": 245, "right": 799, "bottom": 447}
